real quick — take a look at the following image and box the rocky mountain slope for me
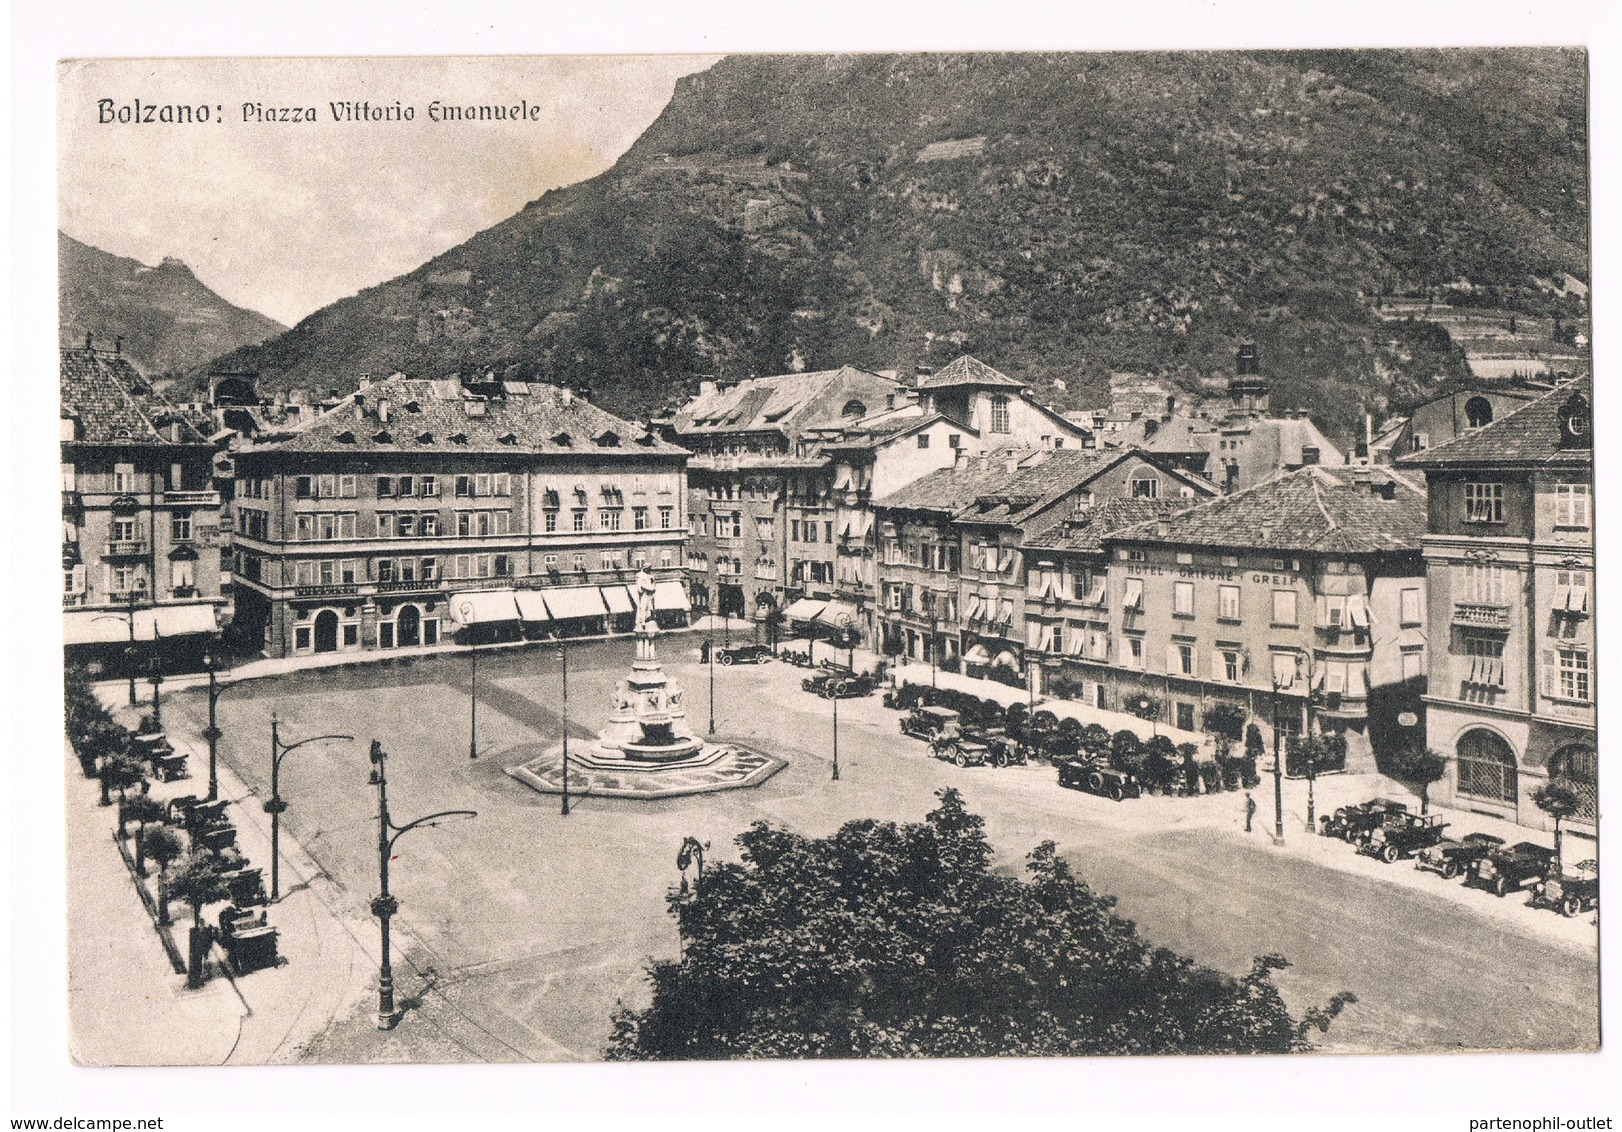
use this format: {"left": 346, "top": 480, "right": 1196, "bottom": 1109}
{"left": 59, "top": 232, "right": 285, "bottom": 379}
{"left": 205, "top": 50, "right": 1589, "bottom": 437}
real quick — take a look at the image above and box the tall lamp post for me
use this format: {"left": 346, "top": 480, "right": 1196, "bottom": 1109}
{"left": 199, "top": 646, "right": 237, "bottom": 802}
{"left": 267, "top": 714, "right": 353, "bottom": 901}
{"left": 831, "top": 680, "right": 841, "bottom": 782}
{"left": 707, "top": 621, "right": 716, "bottom": 736}
{"left": 460, "top": 601, "right": 479, "bottom": 760}
{"left": 1269, "top": 678, "right": 1287, "bottom": 844}
{"left": 559, "top": 639, "right": 571, "bottom": 817}
{"left": 929, "top": 611, "right": 939, "bottom": 689}
{"left": 92, "top": 581, "right": 144, "bottom": 708}
{"left": 367, "top": 740, "right": 476, "bottom": 1030}
{"left": 147, "top": 626, "right": 164, "bottom": 728}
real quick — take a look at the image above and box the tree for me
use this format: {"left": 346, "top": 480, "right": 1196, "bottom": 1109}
{"left": 144, "top": 826, "right": 186, "bottom": 924}
{"left": 1204, "top": 702, "right": 1247, "bottom": 744}
{"left": 1532, "top": 782, "right": 1582, "bottom": 870}
{"left": 1109, "top": 729, "right": 1145, "bottom": 778}
{"left": 607, "top": 790, "right": 1354, "bottom": 1059}
{"left": 1127, "top": 693, "right": 1162, "bottom": 722}
{"left": 1079, "top": 723, "right": 1112, "bottom": 760}
{"left": 1389, "top": 746, "right": 1448, "bottom": 814}
{"left": 99, "top": 750, "right": 146, "bottom": 810}
{"left": 121, "top": 794, "right": 167, "bottom": 873}
{"left": 169, "top": 850, "right": 231, "bottom": 988}
{"left": 1288, "top": 734, "right": 1338, "bottom": 832}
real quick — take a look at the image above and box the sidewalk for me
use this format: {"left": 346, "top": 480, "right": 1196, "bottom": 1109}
{"left": 72, "top": 690, "right": 383, "bottom": 1065}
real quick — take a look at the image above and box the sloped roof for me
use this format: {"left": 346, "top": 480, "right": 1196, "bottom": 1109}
{"left": 60, "top": 348, "right": 212, "bottom": 446}
{"left": 266, "top": 373, "right": 684, "bottom": 457}
{"left": 873, "top": 451, "right": 1035, "bottom": 515}
{"left": 1024, "top": 498, "right": 1173, "bottom": 555}
{"left": 672, "top": 366, "right": 889, "bottom": 436}
{"left": 1113, "top": 465, "right": 1428, "bottom": 556}
{"left": 1397, "top": 377, "right": 1593, "bottom": 469}
{"left": 918, "top": 354, "right": 1026, "bottom": 390}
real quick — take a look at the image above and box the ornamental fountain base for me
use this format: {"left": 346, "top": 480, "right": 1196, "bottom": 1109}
{"left": 507, "top": 575, "right": 785, "bottom": 800}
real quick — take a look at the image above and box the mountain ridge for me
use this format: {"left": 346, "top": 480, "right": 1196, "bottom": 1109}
{"left": 201, "top": 50, "right": 1590, "bottom": 437}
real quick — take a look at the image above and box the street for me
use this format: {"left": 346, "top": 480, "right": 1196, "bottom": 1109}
{"left": 156, "top": 635, "right": 1599, "bottom": 1061}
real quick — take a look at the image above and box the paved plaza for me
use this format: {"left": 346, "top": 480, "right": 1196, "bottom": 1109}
{"left": 117, "top": 634, "right": 1600, "bottom": 1062}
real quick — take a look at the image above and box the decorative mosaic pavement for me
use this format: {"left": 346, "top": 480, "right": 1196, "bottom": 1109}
{"left": 507, "top": 743, "right": 786, "bottom": 800}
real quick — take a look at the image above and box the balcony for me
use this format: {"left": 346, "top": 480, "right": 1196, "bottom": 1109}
{"left": 165, "top": 489, "right": 220, "bottom": 506}
{"left": 1453, "top": 601, "right": 1511, "bottom": 629}
{"left": 104, "top": 539, "right": 148, "bottom": 558}
{"left": 294, "top": 583, "right": 360, "bottom": 598}
{"left": 377, "top": 578, "right": 444, "bottom": 594}
{"left": 62, "top": 490, "right": 82, "bottom": 515}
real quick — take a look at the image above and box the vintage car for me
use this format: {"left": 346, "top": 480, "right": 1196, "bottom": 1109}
{"left": 1415, "top": 832, "right": 1505, "bottom": 880}
{"left": 801, "top": 664, "right": 879, "bottom": 699}
{"left": 901, "top": 705, "right": 962, "bottom": 743}
{"left": 217, "top": 905, "right": 281, "bottom": 975}
{"left": 1532, "top": 858, "right": 1599, "bottom": 917}
{"left": 1057, "top": 757, "right": 1143, "bottom": 801}
{"left": 715, "top": 644, "right": 773, "bottom": 666}
{"left": 1319, "top": 798, "right": 1409, "bottom": 843}
{"left": 963, "top": 727, "right": 1026, "bottom": 768}
{"left": 1471, "top": 840, "right": 1556, "bottom": 897}
{"left": 929, "top": 727, "right": 990, "bottom": 768}
{"left": 1359, "top": 813, "right": 1450, "bottom": 863}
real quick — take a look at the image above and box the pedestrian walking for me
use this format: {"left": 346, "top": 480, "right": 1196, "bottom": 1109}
{"left": 1244, "top": 791, "right": 1257, "bottom": 833}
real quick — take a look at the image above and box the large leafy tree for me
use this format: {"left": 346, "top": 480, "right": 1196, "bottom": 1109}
{"left": 608, "top": 790, "right": 1353, "bottom": 1059}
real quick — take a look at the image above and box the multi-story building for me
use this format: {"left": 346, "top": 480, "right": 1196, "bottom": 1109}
{"left": 61, "top": 343, "right": 229, "bottom": 668}
{"left": 1064, "top": 465, "right": 1428, "bottom": 763}
{"left": 1379, "top": 385, "right": 1543, "bottom": 461}
{"left": 874, "top": 447, "right": 1215, "bottom": 676}
{"left": 1399, "top": 379, "right": 1595, "bottom": 837}
{"left": 230, "top": 373, "right": 690, "bottom": 658}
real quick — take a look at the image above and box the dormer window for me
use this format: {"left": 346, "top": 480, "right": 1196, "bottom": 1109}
{"left": 373, "top": 430, "right": 393, "bottom": 444}
{"left": 449, "top": 433, "right": 469, "bottom": 445}
{"left": 497, "top": 432, "right": 517, "bottom": 445}
{"left": 417, "top": 431, "right": 435, "bottom": 445}
{"left": 552, "top": 432, "right": 573, "bottom": 447}
{"left": 989, "top": 395, "right": 1010, "bottom": 434}
{"left": 403, "top": 400, "right": 422, "bottom": 413}
{"left": 335, "top": 430, "right": 356, "bottom": 444}
{"left": 594, "top": 429, "right": 620, "bottom": 447}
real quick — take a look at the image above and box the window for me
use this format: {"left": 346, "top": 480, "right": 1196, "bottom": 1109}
{"left": 294, "top": 514, "right": 315, "bottom": 541}
{"left": 1401, "top": 648, "right": 1424, "bottom": 682}
{"left": 573, "top": 509, "right": 587, "bottom": 532}
{"left": 990, "top": 395, "right": 1010, "bottom": 434}
{"left": 1222, "top": 650, "right": 1242, "bottom": 683}
{"left": 1462, "top": 563, "right": 1509, "bottom": 605}
{"left": 754, "top": 516, "right": 774, "bottom": 540}
{"left": 1465, "top": 397, "right": 1494, "bottom": 429}
{"left": 293, "top": 475, "right": 313, "bottom": 500}
{"left": 170, "top": 558, "right": 195, "bottom": 591}
{"left": 1400, "top": 587, "right": 1422, "bottom": 626}
{"left": 1271, "top": 589, "right": 1298, "bottom": 626}
{"left": 419, "top": 475, "right": 437, "bottom": 497}
{"left": 634, "top": 507, "right": 649, "bottom": 531}
{"left": 917, "top": 433, "right": 930, "bottom": 449}
{"left": 64, "top": 565, "right": 86, "bottom": 595}
{"left": 295, "top": 626, "right": 312, "bottom": 651}
{"left": 1464, "top": 636, "right": 1505, "bottom": 688}
{"left": 573, "top": 552, "right": 586, "bottom": 572}
{"left": 1125, "top": 637, "right": 1144, "bottom": 669}
{"left": 948, "top": 434, "right": 961, "bottom": 449}
{"left": 476, "top": 474, "right": 492, "bottom": 497}
{"left": 1554, "top": 569, "right": 1591, "bottom": 614}
{"left": 790, "top": 520, "right": 801, "bottom": 542}
{"left": 1463, "top": 482, "right": 1505, "bottom": 524}
{"left": 376, "top": 513, "right": 394, "bottom": 539}
{"left": 543, "top": 509, "right": 558, "bottom": 533}
{"left": 171, "top": 511, "right": 193, "bottom": 542}
{"left": 1131, "top": 476, "right": 1160, "bottom": 499}
{"left": 376, "top": 558, "right": 395, "bottom": 582}
{"left": 1549, "top": 746, "right": 1598, "bottom": 823}
{"left": 1556, "top": 648, "right": 1591, "bottom": 702}
{"left": 1555, "top": 481, "right": 1591, "bottom": 528}
{"left": 377, "top": 476, "right": 395, "bottom": 498}
{"left": 455, "top": 475, "right": 473, "bottom": 498}
{"left": 1271, "top": 653, "right": 1298, "bottom": 690}
{"left": 1218, "top": 585, "right": 1240, "bottom": 621}
{"left": 660, "top": 549, "right": 673, "bottom": 567}
{"left": 1122, "top": 578, "right": 1144, "bottom": 611}
{"left": 397, "top": 475, "right": 415, "bottom": 498}
{"left": 1176, "top": 643, "right": 1195, "bottom": 675}
{"left": 494, "top": 472, "right": 511, "bottom": 496}
{"left": 397, "top": 514, "right": 417, "bottom": 539}
{"left": 109, "top": 563, "right": 142, "bottom": 592}
{"left": 805, "top": 522, "right": 818, "bottom": 544}
{"left": 1173, "top": 581, "right": 1195, "bottom": 617}
{"left": 340, "top": 560, "right": 359, "bottom": 584}
{"left": 1456, "top": 729, "right": 1517, "bottom": 805}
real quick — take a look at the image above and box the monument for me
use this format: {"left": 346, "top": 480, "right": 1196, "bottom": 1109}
{"left": 507, "top": 569, "right": 785, "bottom": 799}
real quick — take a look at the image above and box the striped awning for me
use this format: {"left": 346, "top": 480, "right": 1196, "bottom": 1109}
{"left": 513, "top": 590, "right": 551, "bottom": 622}
{"left": 449, "top": 590, "right": 520, "bottom": 625}
{"left": 601, "top": 585, "right": 636, "bottom": 615}
{"left": 543, "top": 586, "right": 608, "bottom": 621}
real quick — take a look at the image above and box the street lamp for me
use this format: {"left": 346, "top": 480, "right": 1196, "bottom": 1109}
{"left": 267, "top": 714, "right": 353, "bottom": 901}
{"left": 367, "top": 739, "right": 475, "bottom": 1030}
{"left": 707, "top": 620, "right": 716, "bottom": 736}
{"left": 930, "top": 611, "right": 939, "bottom": 690}
{"left": 199, "top": 646, "right": 238, "bottom": 802}
{"left": 1269, "top": 678, "right": 1287, "bottom": 844}
{"left": 676, "top": 836, "right": 708, "bottom": 897}
{"left": 460, "top": 600, "right": 479, "bottom": 761}
{"left": 147, "top": 626, "right": 164, "bottom": 728}
{"left": 93, "top": 582, "right": 145, "bottom": 707}
{"left": 559, "top": 639, "right": 571, "bottom": 817}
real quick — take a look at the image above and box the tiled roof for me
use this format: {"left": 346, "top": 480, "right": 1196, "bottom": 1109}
{"left": 1024, "top": 498, "right": 1172, "bottom": 555}
{"left": 872, "top": 450, "right": 1035, "bottom": 515}
{"left": 1397, "top": 377, "right": 1593, "bottom": 468}
{"left": 918, "top": 354, "right": 1026, "bottom": 390}
{"left": 60, "top": 349, "right": 212, "bottom": 446}
{"left": 1113, "top": 465, "right": 1428, "bottom": 556}
{"left": 265, "top": 373, "right": 685, "bottom": 458}
{"left": 672, "top": 366, "right": 886, "bottom": 435}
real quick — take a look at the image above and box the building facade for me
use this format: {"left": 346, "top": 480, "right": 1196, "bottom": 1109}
{"left": 1400, "top": 379, "right": 1596, "bottom": 837}
{"left": 230, "top": 374, "right": 690, "bottom": 658}
{"left": 61, "top": 345, "right": 229, "bottom": 668}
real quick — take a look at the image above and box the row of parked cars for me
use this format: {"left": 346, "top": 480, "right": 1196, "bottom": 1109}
{"left": 1320, "top": 798, "right": 1598, "bottom": 917}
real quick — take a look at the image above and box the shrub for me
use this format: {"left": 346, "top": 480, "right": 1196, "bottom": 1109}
{"left": 1199, "top": 762, "right": 1225, "bottom": 794}
{"left": 1204, "top": 702, "right": 1248, "bottom": 743}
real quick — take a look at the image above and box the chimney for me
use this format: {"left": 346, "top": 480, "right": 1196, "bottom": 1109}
{"left": 698, "top": 380, "right": 717, "bottom": 399}
{"left": 114, "top": 335, "right": 123, "bottom": 356}
{"left": 84, "top": 332, "right": 93, "bottom": 352}
{"left": 1157, "top": 518, "right": 1170, "bottom": 537}
{"left": 378, "top": 399, "right": 391, "bottom": 424}
{"left": 1004, "top": 454, "right": 1019, "bottom": 474}
{"left": 353, "top": 392, "right": 366, "bottom": 422}
{"left": 465, "top": 399, "right": 487, "bottom": 417}
{"left": 1371, "top": 480, "right": 1396, "bottom": 500}
{"left": 561, "top": 388, "right": 574, "bottom": 407}
{"left": 1165, "top": 393, "right": 1176, "bottom": 419}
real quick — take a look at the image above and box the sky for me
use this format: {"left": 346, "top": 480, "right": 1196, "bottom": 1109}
{"left": 57, "top": 55, "right": 720, "bottom": 327}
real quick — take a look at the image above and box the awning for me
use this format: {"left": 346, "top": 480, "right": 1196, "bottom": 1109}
{"left": 449, "top": 590, "right": 520, "bottom": 625}
{"left": 543, "top": 586, "right": 608, "bottom": 620}
{"left": 1083, "top": 577, "right": 1108, "bottom": 605}
{"left": 1123, "top": 578, "right": 1144, "bottom": 610}
{"left": 65, "top": 604, "right": 221, "bottom": 644}
{"left": 513, "top": 591, "right": 551, "bottom": 623}
{"left": 653, "top": 580, "right": 688, "bottom": 611}
{"left": 992, "top": 649, "right": 1019, "bottom": 669}
{"left": 996, "top": 600, "right": 1015, "bottom": 625}
{"left": 964, "top": 643, "right": 992, "bottom": 664}
{"left": 965, "top": 595, "right": 984, "bottom": 622}
{"left": 601, "top": 585, "right": 636, "bottom": 616}
{"left": 818, "top": 600, "right": 860, "bottom": 627}
{"left": 63, "top": 611, "right": 135, "bottom": 646}
{"left": 1348, "top": 595, "right": 1371, "bottom": 628}
{"left": 783, "top": 597, "right": 827, "bottom": 623}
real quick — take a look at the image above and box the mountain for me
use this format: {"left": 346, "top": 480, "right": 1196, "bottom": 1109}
{"left": 204, "top": 50, "right": 1589, "bottom": 438}
{"left": 59, "top": 233, "right": 286, "bottom": 379}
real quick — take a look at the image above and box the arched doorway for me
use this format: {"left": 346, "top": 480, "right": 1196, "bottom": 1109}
{"left": 1465, "top": 396, "right": 1494, "bottom": 430}
{"left": 1456, "top": 728, "right": 1518, "bottom": 805}
{"left": 313, "top": 609, "right": 339, "bottom": 653}
{"left": 396, "top": 604, "right": 421, "bottom": 648}
{"left": 1549, "top": 744, "right": 1598, "bottom": 823}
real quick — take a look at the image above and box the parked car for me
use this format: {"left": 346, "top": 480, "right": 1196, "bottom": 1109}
{"left": 801, "top": 664, "right": 879, "bottom": 699}
{"left": 1360, "top": 813, "right": 1450, "bottom": 863}
{"left": 716, "top": 644, "right": 773, "bottom": 666}
{"left": 1319, "top": 798, "right": 1408, "bottom": 843}
{"left": 967, "top": 728, "right": 1027, "bottom": 768}
{"left": 1532, "top": 859, "right": 1599, "bottom": 918}
{"left": 1416, "top": 832, "right": 1505, "bottom": 880}
{"left": 1471, "top": 841, "right": 1556, "bottom": 897}
{"left": 1057, "top": 757, "right": 1142, "bottom": 801}
{"left": 931, "top": 731, "right": 990, "bottom": 768}
{"left": 900, "top": 705, "right": 963, "bottom": 744}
